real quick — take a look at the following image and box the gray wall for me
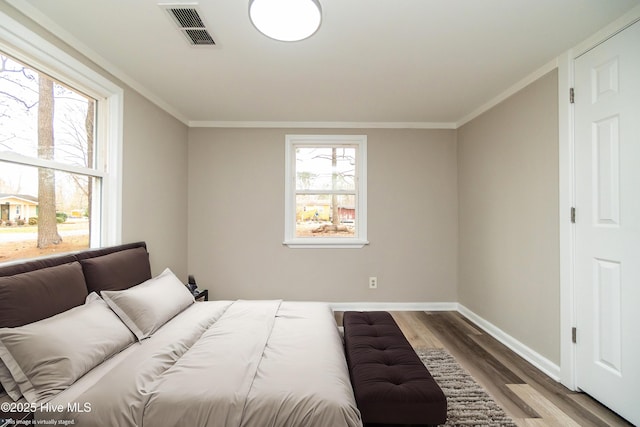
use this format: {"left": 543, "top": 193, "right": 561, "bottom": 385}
{"left": 457, "top": 70, "right": 560, "bottom": 364}
{"left": 5, "top": 0, "right": 563, "bottom": 365}
{"left": 188, "top": 128, "right": 458, "bottom": 302}
{"left": 121, "top": 90, "right": 188, "bottom": 279}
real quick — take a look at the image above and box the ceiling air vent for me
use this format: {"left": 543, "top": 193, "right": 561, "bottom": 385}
{"left": 160, "top": 4, "right": 215, "bottom": 46}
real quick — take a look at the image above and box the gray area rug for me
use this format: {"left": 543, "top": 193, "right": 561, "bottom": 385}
{"left": 416, "top": 348, "right": 517, "bottom": 427}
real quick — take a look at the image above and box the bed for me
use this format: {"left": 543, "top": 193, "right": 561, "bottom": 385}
{"left": 0, "top": 242, "right": 362, "bottom": 427}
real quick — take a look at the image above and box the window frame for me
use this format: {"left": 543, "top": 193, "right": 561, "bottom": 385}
{"left": 284, "top": 134, "right": 368, "bottom": 248}
{"left": 0, "top": 10, "right": 123, "bottom": 251}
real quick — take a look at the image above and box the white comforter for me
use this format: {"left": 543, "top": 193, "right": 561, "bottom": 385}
{"left": 36, "top": 300, "right": 362, "bottom": 427}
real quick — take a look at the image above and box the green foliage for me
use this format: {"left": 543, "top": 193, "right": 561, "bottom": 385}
{"left": 56, "top": 212, "right": 68, "bottom": 223}
{"left": 28, "top": 217, "right": 38, "bottom": 225}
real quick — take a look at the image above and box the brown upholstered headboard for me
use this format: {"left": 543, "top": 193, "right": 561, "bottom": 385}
{"left": 0, "top": 242, "right": 151, "bottom": 328}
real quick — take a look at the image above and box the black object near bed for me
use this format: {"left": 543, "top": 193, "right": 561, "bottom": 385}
{"left": 343, "top": 311, "right": 447, "bottom": 426}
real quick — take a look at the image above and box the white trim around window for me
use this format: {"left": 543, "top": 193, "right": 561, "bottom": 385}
{"left": 284, "top": 134, "right": 368, "bottom": 248}
{"left": 0, "top": 10, "right": 123, "bottom": 248}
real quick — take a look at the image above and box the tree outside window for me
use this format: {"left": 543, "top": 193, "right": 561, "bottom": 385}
{"left": 0, "top": 52, "right": 98, "bottom": 263}
{"left": 284, "top": 135, "right": 368, "bottom": 248}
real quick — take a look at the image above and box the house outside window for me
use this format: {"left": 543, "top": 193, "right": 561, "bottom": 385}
{"left": 284, "top": 135, "right": 368, "bottom": 248}
{"left": 0, "top": 14, "right": 123, "bottom": 264}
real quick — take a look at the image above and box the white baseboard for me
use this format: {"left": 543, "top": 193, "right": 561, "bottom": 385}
{"left": 457, "top": 304, "right": 561, "bottom": 381}
{"left": 329, "top": 301, "right": 561, "bottom": 381}
{"left": 329, "top": 302, "right": 457, "bottom": 312}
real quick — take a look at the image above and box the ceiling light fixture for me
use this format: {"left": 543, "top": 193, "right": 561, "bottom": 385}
{"left": 249, "top": 0, "right": 322, "bottom": 42}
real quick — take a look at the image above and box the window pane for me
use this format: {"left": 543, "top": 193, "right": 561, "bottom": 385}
{"left": 0, "top": 52, "right": 96, "bottom": 169}
{"left": 295, "top": 194, "right": 356, "bottom": 237}
{"left": 295, "top": 146, "right": 356, "bottom": 191}
{"left": 0, "top": 161, "right": 94, "bottom": 263}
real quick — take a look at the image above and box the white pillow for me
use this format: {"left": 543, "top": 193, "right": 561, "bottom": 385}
{"left": 0, "top": 297, "right": 135, "bottom": 403}
{"left": 101, "top": 268, "right": 195, "bottom": 341}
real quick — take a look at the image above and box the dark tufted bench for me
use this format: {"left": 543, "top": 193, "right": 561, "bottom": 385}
{"left": 343, "top": 311, "right": 447, "bottom": 427}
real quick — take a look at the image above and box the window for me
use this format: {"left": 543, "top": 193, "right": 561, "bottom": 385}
{"left": 284, "top": 135, "right": 367, "bottom": 248}
{"left": 0, "top": 14, "right": 122, "bottom": 264}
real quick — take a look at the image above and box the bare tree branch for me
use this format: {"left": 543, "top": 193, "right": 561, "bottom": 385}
{"left": 0, "top": 90, "right": 38, "bottom": 110}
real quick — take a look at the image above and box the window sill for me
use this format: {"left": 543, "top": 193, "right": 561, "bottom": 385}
{"left": 283, "top": 239, "right": 369, "bottom": 249}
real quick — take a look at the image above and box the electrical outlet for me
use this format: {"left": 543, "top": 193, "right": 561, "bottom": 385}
{"left": 369, "top": 277, "right": 378, "bottom": 289}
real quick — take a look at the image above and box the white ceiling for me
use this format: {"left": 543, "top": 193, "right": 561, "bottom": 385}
{"left": 10, "top": 0, "right": 640, "bottom": 126}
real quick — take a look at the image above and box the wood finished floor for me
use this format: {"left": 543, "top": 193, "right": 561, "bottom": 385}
{"left": 336, "top": 311, "right": 633, "bottom": 427}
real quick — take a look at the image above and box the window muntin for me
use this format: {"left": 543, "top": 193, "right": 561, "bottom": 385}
{"left": 0, "top": 47, "right": 112, "bottom": 263}
{"left": 285, "top": 135, "right": 367, "bottom": 248}
{"left": 0, "top": 162, "right": 99, "bottom": 264}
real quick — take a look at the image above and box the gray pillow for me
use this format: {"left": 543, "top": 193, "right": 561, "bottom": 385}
{"left": 101, "top": 268, "right": 195, "bottom": 341}
{"left": 0, "top": 295, "right": 135, "bottom": 403}
{"left": 0, "top": 262, "right": 88, "bottom": 328}
{"left": 80, "top": 247, "right": 151, "bottom": 293}
{"left": 0, "top": 359, "right": 21, "bottom": 400}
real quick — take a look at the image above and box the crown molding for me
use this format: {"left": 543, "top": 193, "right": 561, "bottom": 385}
{"left": 572, "top": 4, "right": 640, "bottom": 58}
{"left": 6, "top": 0, "right": 190, "bottom": 126}
{"left": 455, "top": 58, "right": 559, "bottom": 128}
{"left": 0, "top": 0, "right": 566, "bottom": 131}
{"left": 11, "top": 0, "right": 637, "bottom": 131}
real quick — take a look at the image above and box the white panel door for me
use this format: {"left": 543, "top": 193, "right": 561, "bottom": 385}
{"left": 574, "top": 20, "right": 640, "bottom": 426}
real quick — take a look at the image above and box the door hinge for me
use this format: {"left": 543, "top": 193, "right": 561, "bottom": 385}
{"left": 571, "top": 207, "right": 576, "bottom": 223}
{"left": 569, "top": 87, "right": 575, "bottom": 104}
{"left": 572, "top": 327, "right": 577, "bottom": 343}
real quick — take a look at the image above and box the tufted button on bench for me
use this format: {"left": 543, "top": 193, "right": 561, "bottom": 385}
{"left": 343, "top": 311, "right": 447, "bottom": 427}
